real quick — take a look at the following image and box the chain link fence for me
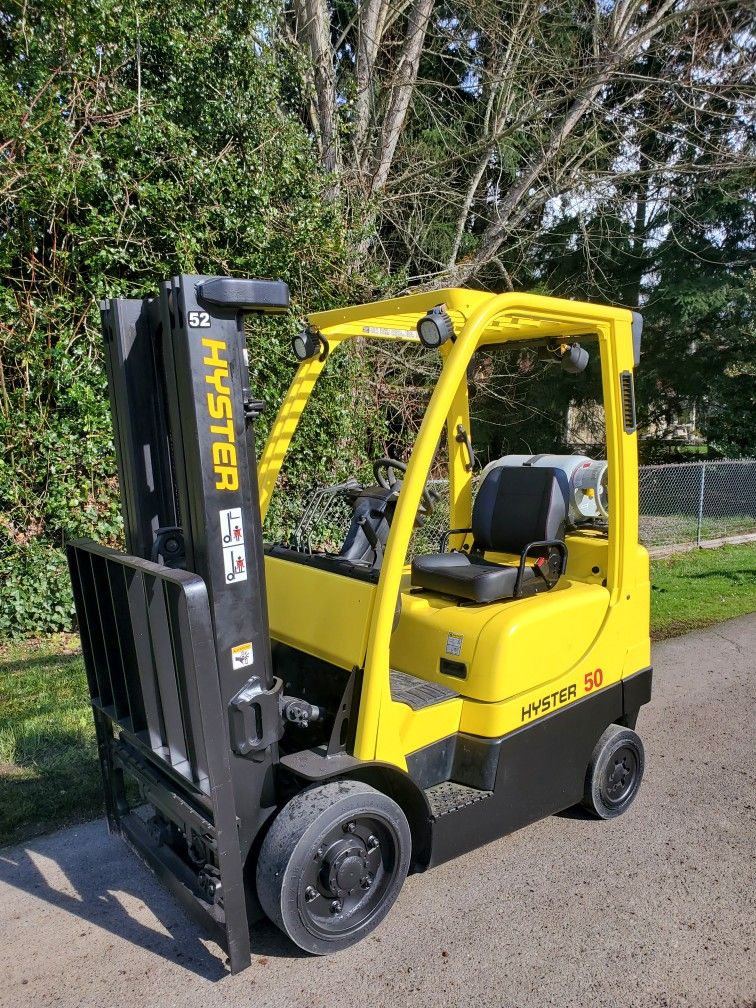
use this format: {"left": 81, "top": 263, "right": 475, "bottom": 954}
{"left": 280, "top": 459, "right": 756, "bottom": 558}
{"left": 639, "top": 459, "right": 756, "bottom": 549}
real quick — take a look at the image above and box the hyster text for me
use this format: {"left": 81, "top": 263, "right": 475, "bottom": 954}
{"left": 202, "top": 337, "right": 239, "bottom": 491}
{"left": 521, "top": 683, "right": 577, "bottom": 723}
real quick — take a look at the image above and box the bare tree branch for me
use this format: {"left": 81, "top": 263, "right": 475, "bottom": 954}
{"left": 369, "top": 0, "right": 435, "bottom": 193}
{"left": 295, "top": 0, "right": 341, "bottom": 187}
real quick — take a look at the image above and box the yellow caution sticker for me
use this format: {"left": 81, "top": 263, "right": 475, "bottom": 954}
{"left": 231, "top": 642, "right": 254, "bottom": 669}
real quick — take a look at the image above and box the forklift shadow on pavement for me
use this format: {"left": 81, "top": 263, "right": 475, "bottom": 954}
{"left": 0, "top": 820, "right": 306, "bottom": 980}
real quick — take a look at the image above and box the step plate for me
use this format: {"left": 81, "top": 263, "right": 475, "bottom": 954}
{"left": 425, "top": 780, "right": 492, "bottom": 819}
{"left": 390, "top": 670, "right": 459, "bottom": 710}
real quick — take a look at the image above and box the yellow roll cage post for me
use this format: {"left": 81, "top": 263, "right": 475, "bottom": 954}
{"left": 258, "top": 289, "right": 641, "bottom": 766}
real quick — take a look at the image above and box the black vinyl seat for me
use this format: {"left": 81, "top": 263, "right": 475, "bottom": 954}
{"left": 412, "top": 551, "right": 538, "bottom": 603}
{"left": 411, "top": 464, "right": 568, "bottom": 604}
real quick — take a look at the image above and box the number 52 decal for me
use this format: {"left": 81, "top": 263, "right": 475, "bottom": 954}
{"left": 584, "top": 667, "right": 604, "bottom": 692}
{"left": 187, "top": 310, "right": 211, "bottom": 328}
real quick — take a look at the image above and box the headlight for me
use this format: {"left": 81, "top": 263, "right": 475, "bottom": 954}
{"left": 416, "top": 306, "right": 455, "bottom": 349}
{"left": 292, "top": 325, "right": 324, "bottom": 362}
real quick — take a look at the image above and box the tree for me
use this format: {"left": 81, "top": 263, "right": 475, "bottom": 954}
{"left": 529, "top": 42, "right": 756, "bottom": 458}
{"left": 280, "top": 0, "right": 755, "bottom": 457}
{"left": 281, "top": 0, "right": 754, "bottom": 290}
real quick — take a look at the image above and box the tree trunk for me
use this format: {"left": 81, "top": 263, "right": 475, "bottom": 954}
{"left": 369, "top": 0, "right": 435, "bottom": 194}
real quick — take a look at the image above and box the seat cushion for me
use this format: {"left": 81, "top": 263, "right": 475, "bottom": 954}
{"left": 411, "top": 552, "right": 535, "bottom": 603}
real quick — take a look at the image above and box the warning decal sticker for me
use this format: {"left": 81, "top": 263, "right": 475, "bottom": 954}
{"left": 446, "top": 632, "right": 463, "bottom": 657}
{"left": 231, "top": 642, "right": 254, "bottom": 668}
{"left": 219, "top": 508, "right": 248, "bottom": 583}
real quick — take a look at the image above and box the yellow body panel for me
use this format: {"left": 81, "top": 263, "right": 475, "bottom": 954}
{"left": 265, "top": 556, "right": 375, "bottom": 670}
{"left": 376, "top": 696, "right": 463, "bottom": 771}
{"left": 390, "top": 578, "right": 609, "bottom": 705}
{"left": 562, "top": 531, "right": 609, "bottom": 583}
{"left": 460, "top": 578, "right": 651, "bottom": 737}
{"left": 259, "top": 288, "right": 650, "bottom": 770}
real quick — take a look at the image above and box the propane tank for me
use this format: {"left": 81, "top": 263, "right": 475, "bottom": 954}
{"left": 571, "top": 459, "right": 609, "bottom": 519}
{"left": 481, "top": 454, "right": 608, "bottom": 522}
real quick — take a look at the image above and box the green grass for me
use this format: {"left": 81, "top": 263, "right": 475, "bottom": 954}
{"left": 0, "top": 635, "right": 101, "bottom": 846}
{"left": 0, "top": 542, "right": 754, "bottom": 845}
{"left": 650, "top": 542, "right": 756, "bottom": 640}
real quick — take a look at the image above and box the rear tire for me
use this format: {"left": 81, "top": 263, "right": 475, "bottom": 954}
{"left": 582, "top": 723, "right": 645, "bottom": 819}
{"left": 256, "top": 780, "right": 411, "bottom": 954}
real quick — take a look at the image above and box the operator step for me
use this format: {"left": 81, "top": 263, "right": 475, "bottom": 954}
{"left": 390, "top": 670, "right": 460, "bottom": 710}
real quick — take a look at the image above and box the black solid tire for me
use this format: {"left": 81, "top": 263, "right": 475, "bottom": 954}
{"left": 582, "top": 723, "right": 645, "bottom": 819}
{"left": 256, "top": 780, "right": 411, "bottom": 954}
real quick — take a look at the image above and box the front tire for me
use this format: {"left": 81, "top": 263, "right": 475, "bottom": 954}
{"left": 582, "top": 723, "right": 645, "bottom": 819}
{"left": 256, "top": 780, "right": 411, "bottom": 954}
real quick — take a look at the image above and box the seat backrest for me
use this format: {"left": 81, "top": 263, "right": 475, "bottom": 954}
{"left": 471, "top": 465, "right": 566, "bottom": 553}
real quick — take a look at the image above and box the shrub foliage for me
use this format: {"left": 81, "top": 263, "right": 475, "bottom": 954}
{"left": 0, "top": 0, "right": 379, "bottom": 635}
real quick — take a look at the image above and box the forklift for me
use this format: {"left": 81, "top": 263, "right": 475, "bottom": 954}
{"left": 67, "top": 276, "right": 651, "bottom": 971}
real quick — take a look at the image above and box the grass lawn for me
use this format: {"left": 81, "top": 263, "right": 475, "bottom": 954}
{"left": 650, "top": 542, "right": 756, "bottom": 639}
{"left": 0, "top": 635, "right": 101, "bottom": 847}
{"left": 1, "top": 542, "right": 754, "bottom": 847}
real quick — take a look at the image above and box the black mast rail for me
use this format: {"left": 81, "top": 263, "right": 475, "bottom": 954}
{"left": 68, "top": 275, "right": 290, "bottom": 973}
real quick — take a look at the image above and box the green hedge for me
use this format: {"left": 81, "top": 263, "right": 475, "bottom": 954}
{"left": 0, "top": 0, "right": 385, "bottom": 637}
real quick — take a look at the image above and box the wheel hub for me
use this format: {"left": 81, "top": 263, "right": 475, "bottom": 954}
{"left": 607, "top": 759, "right": 630, "bottom": 795}
{"left": 336, "top": 856, "right": 363, "bottom": 892}
{"left": 605, "top": 746, "right": 637, "bottom": 802}
{"left": 320, "top": 838, "right": 374, "bottom": 899}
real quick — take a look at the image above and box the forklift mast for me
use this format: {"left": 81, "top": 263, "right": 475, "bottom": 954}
{"left": 67, "top": 275, "right": 290, "bottom": 972}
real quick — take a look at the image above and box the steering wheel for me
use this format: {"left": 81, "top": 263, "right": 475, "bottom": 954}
{"left": 373, "top": 457, "right": 406, "bottom": 489}
{"left": 372, "top": 458, "right": 440, "bottom": 515}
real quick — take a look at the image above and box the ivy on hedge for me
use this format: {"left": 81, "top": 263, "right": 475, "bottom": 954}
{"left": 0, "top": 0, "right": 385, "bottom": 637}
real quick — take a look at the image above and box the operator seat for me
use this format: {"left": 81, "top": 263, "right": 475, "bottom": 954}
{"left": 411, "top": 465, "right": 568, "bottom": 603}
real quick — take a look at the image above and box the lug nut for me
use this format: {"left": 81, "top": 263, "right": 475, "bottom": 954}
{"left": 305, "top": 886, "right": 318, "bottom": 903}
{"left": 344, "top": 821, "right": 356, "bottom": 833}
{"left": 367, "top": 834, "right": 379, "bottom": 850}
{"left": 360, "top": 873, "right": 373, "bottom": 889}
{"left": 330, "top": 899, "right": 342, "bottom": 913}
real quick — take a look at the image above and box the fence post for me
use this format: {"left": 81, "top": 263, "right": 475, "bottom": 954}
{"left": 696, "top": 463, "right": 707, "bottom": 547}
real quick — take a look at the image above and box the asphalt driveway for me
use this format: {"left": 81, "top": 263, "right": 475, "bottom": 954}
{"left": 1, "top": 615, "right": 754, "bottom": 1008}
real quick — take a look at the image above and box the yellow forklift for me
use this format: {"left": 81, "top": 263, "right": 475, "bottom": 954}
{"left": 67, "top": 277, "right": 651, "bottom": 971}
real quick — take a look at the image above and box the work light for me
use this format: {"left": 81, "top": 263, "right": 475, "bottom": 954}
{"left": 560, "top": 342, "right": 590, "bottom": 374}
{"left": 416, "top": 305, "right": 455, "bottom": 349}
{"left": 292, "top": 325, "right": 322, "bottom": 362}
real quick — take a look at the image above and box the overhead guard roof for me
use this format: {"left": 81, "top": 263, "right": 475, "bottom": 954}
{"left": 306, "top": 288, "right": 631, "bottom": 347}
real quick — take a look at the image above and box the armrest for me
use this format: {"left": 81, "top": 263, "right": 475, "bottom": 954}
{"left": 439, "top": 527, "right": 473, "bottom": 552}
{"left": 513, "top": 540, "right": 568, "bottom": 598}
